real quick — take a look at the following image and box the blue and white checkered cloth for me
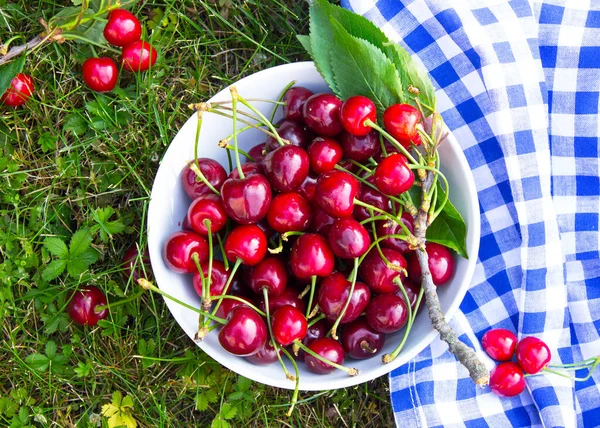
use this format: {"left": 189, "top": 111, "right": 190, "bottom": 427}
{"left": 341, "top": 1, "right": 600, "bottom": 426}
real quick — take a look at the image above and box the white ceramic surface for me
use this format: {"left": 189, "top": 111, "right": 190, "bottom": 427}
{"left": 147, "top": 61, "right": 481, "bottom": 391}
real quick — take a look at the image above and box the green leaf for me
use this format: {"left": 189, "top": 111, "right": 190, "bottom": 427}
{"left": 43, "top": 237, "right": 68, "bottom": 259}
{"left": 296, "top": 35, "right": 312, "bottom": 56}
{"left": 219, "top": 403, "right": 237, "bottom": 420}
{"left": 25, "top": 354, "right": 50, "bottom": 371}
{"left": 0, "top": 54, "right": 26, "bottom": 98}
{"left": 48, "top": 6, "right": 82, "bottom": 30}
{"left": 66, "top": 258, "right": 88, "bottom": 277}
{"left": 63, "top": 114, "right": 88, "bottom": 135}
{"left": 308, "top": 1, "right": 338, "bottom": 93}
{"left": 211, "top": 418, "right": 230, "bottom": 428}
{"left": 42, "top": 259, "right": 67, "bottom": 281}
{"left": 92, "top": 207, "right": 126, "bottom": 243}
{"left": 389, "top": 46, "right": 436, "bottom": 110}
{"left": 45, "top": 341, "right": 57, "bottom": 359}
{"left": 426, "top": 184, "right": 468, "bottom": 258}
{"left": 38, "top": 132, "right": 57, "bottom": 153}
{"left": 235, "top": 376, "right": 252, "bottom": 392}
{"left": 69, "top": 228, "right": 92, "bottom": 257}
{"left": 196, "top": 389, "right": 218, "bottom": 411}
{"left": 71, "top": 0, "right": 83, "bottom": 5}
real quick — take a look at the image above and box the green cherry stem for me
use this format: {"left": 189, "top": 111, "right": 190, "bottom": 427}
{"left": 329, "top": 258, "right": 359, "bottom": 340}
{"left": 354, "top": 200, "right": 416, "bottom": 245}
{"left": 305, "top": 276, "right": 318, "bottom": 319}
{"left": 270, "top": 79, "right": 296, "bottom": 123}
{"left": 203, "top": 220, "right": 214, "bottom": 309}
{"left": 209, "top": 294, "right": 266, "bottom": 317}
{"left": 307, "top": 312, "right": 326, "bottom": 328}
{"left": 236, "top": 94, "right": 286, "bottom": 147}
{"left": 263, "top": 288, "right": 295, "bottom": 383}
{"left": 192, "top": 253, "right": 210, "bottom": 316}
{"left": 208, "top": 108, "right": 286, "bottom": 142}
{"left": 293, "top": 339, "right": 359, "bottom": 376}
{"left": 216, "top": 233, "right": 229, "bottom": 271}
{"left": 347, "top": 159, "right": 373, "bottom": 175}
{"left": 384, "top": 284, "right": 425, "bottom": 363}
{"left": 95, "top": 289, "right": 145, "bottom": 312}
{"left": 548, "top": 357, "right": 599, "bottom": 368}
{"left": 207, "top": 258, "right": 243, "bottom": 328}
{"left": 222, "top": 144, "right": 254, "bottom": 162}
{"left": 364, "top": 119, "right": 419, "bottom": 166}
{"left": 229, "top": 87, "right": 245, "bottom": 179}
{"left": 190, "top": 112, "right": 221, "bottom": 196}
{"left": 335, "top": 164, "right": 404, "bottom": 206}
{"left": 279, "top": 346, "right": 300, "bottom": 417}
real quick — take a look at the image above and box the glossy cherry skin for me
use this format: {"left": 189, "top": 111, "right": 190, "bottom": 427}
{"left": 263, "top": 145, "right": 310, "bottom": 192}
{"left": 218, "top": 306, "right": 267, "bottom": 356}
{"left": 283, "top": 86, "right": 314, "bottom": 121}
{"left": 307, "top": 137, "right": 343, "bottom": 174}
{"left": 220, "top": 174, "right": 272, "bottom": 224}
{"left": 163, "top": 231, "right": 209, "bottom": 273}
{"left": 1, "top": 73, "right": 34, "bottom": 107}
{"left": 383, "top": 104, "right": 421, "bottom": 144}
{"left": 377, "top": 211, "right": 414, "bottom": 254}
{"left": 297, "top": 173, "right": 318, "bottom": 203}
{"left": 215, "top": 294, "right": 251, "bottom": 319}
{"left": 328, "top": 218, "right": 371, "bottom": 259}
{"left": 341, "top": 317, "right": 386, "bottom": 359}
{"left": 396, "top": 279, "right": 422, "bottom": 312}
{"left": 224, "top": 225, "right": 267, "bottom": 266}
{"left": 339, "top": 96, "right": 376, "bottom": 136}
{"left": 489, "top": 362, "right": 526, "bottom": 397}
{"left": 181, "top": 159, "right": 227, "bottom": 200}
{"left": 187, "top": 194, "right": 228, "bottom": 235}
{"left": 516, "top": 336, "right": 551, "bottom": 374}
{"left": 314, "top": 170, "right": 360, "bottom": 218}
{"left": 271, "top": 305, "right": 308, "bottom": 346}
{"left": 121, "top": 245, "right": 151, "bottom": 281}
{"left": 247, "top": 143, "right": 267, "bottom": 164}
{"left": 359, "top": 247, "right": 407, "bottom": 294}
{"left": 258, "top": 287, "right": 306, "bottom": 314}
{"left": 245, "top": 341, "right": 280, "bottom": 365}
{"left": 228, "top": 162, "right": 263, "bottom": 179}
{"left": 407, "top": 243, "right": 455, "bottom": 286}
{"left": 302, "top": 93, "right": 343, "bottom": 137}
{"left": 304, "top": 338, "right": 345, "bottom": 374}
{"left": 267, "top": 192, "right": 312, "bottom": 233}
{"left": 294, "top": 318, "right": 328, "bottom": 361}
{"left": 353, "top": 185, "right": 389, "bottom": 222}
{"left": 481, "top": 329, "right": 518, "bottom": 361}
{"left": 317, "top": 272, "right": 371, "bottom": 324}
{"left": 103, "top": 9, "right": 142, "bottom": 47}
{"left": 339, "top": 130, "right": 380, "bottom": 162}
{"left": 67, "top": 285, "right": 108, "bottom": 326}
{"left": 266, "top": 120, "right": 312, "bottom": 151}
{"left": 374, "top": 153, "right": 414, "bottom": 196}
{"left": 82, "top": 58, "right": 118, "bottom": 92}
{"left": 309, "top": 205, "right": 338, "bottom": 235}
{"left": 365, "top": 294, "right": 408, "bottom": 334}
{"left": 192, "top": 260, "right": 231, "bottom": 298}
{"left": 121, "top": 41, "right": 158, "bottom": 72}
{"left": 249, "top": 257, "right": 288, "bottom": 297}
{"left": 289, "top": 233, "right": 335, "bottom": 279}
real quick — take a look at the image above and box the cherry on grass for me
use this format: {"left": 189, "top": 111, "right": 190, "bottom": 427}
{"left": 304, "top": 337, "right": 346, "bottom": 374}
{"left": 365, "top": 293, "right": 409, "bottom": 334}
{"left": 220, "top": 174, "right": 272, "bottom": 224}
{"left": 407, "top": 243, "right": 455, "bottom": 286}
{"left": 263, "top": 145, "right": 310, "bottom": 192}
{"left": 314, "top": 170, "right": 360, "bottom": 218}
{"left": 103, "top": 9, "right": 142, "bottom": 47}
{"left": 218, "top": 306, "right": 267, "bottom": 356}
{"left": 224, "top": 224, "right": 268, "bottom": 266}
{"left": 383, "top": 103, "right": 422, "bottom": 144}
{"left": 121, "top": 40, "right": 158, "bottom": 72}
{"left": 187, "top": 194, "right": 228, "bottom": 235}
{"left": 516, "top": 336, "right": 551, "bottom": 374}
{"left": 1, "top": 73, "right": 34, "bottom": 107}
{"left": 317, "top": 272, "right": 370, "bottom": 324}
{"left": 341, "top": 317, "right": 386, "bottom": 359}
{"left": 289, "top": 233, "right": 335, "bottom": 279}
{"left": 302, "top": 93, "right": 343, "bottom": 137}
{"left": 489, "top": 362, "right": 526, "bottom": 397}
{"left": 328, "top": 217, "right": 371, "bottom": 259}
{"left": 181, "top": 159, "right": 227, "bottom": 200}
{"left": 163, "top": 231, "right": 209, "bottom": 273}
{"left": 266, "top": 192, "right": 312, "bottom": 233}
{"left": 307, "top": 137, "right": 343, "bottom": 174}
{"left": 374, "top": 153, "right": 414, "bottom": 196}
{"left": 481, "top": 329, "right": 518, "bottom": 361}
{"left": 283, "top": 86, "right": 314, "bottom": 122}
{"left": 359, "top": 247, "right": 408, "bottom": 294}
{"left": 271, "top": 305, "right": 308, "bottom": 346}
{"left": 67, "top": 285, "right": 108, "bottom": 326}
{"left": 82, "top": 57, "right": 118, "bottom": 92}
{"left": 339, "top": 130, "right": 381, "bottom": 162}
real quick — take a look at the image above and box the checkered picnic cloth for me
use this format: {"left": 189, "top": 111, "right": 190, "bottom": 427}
{"left": 341, "top": 1, "right": 600, "bottom": 426}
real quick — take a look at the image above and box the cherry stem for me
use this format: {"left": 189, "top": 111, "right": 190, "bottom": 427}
{"left": 210, "top": 98, "right": 286, "bottom": 106}
{"left": 192, "top": 253, "right": 210, "bottom": 317}
{"left": 223, "top": 144, "right": 254, "bottom": 162}
{"left": 307, "top": 312, "right": 326, "bottom": 328}
{"left": 190, "top": 112, "right": 221, "bottom": 196}
{"left": 359, "top": 215, "right": 390, "bottom": 226}
{"left": 95, "top": 289, "right": 145, "bottom": 312}
{"left": 279, "top": 346, "right": 300, "bottom": 417}
{"left": 204, "top": 220, "right": 214, "bottom": 308}
{"left": 229, "top": 87, "right": 245, "bottom": 180}
{"left": 541, "top": 359, "right": 600, "bottom": 381}
{"left": 379, "top": 133, "right": 388, "bottom": 157}
{"left": 263, "top": 288, "right": 295, "bottom": 382}
{"left": 236, "top": 94, "right": 286, "bottom": 147}
{"left": 270, "top": 79, "right": 296, "bottom": 123}
{"left": 281, "top": 231, "right": 303, "bottom": 241}
{"left": 293, "top": 340, "right": 359, "bottom": 376}
{"left": 385, "top": 283, "right": 425, "bottom": 362}
{"left": 354, "top": 200, "right": 417, "bottom": 246}
{"left": 268, "top": 235, "right": 284, "bottom": 254}
{"left": 207, "top": 258, "right": 243, "bottom": 327}
{"left": 363, "top": 119, "right": 419, "bottom": 166}
{"left": 209, "top": 104, "right": 264, "bottom": 124}
{"left": 305, "top": 276, "right": 318, "bottom": 319}
{"left": 330, "top": 258, "right": 359, "bottom": 340}
{"left": 347, "top": 159, "right": 373, "bottom": 174}
{"left": 216, "top": 233, "right": 229, "bottom": 271}
{"left": 136, "top": 279, "right": 226, "bottom": 324}
{"left": 208, "top": 108, "right": 288, "bottom": 142}
{"left": 335, "top": 164, "right": 404, "bottom": 206}
{"left": 548, "top": 357, "right": 599, "bottom": 368}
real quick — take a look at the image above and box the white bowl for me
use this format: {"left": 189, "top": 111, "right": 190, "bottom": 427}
{"left": 147, "top": 61, "right": 480, "bottom": 391}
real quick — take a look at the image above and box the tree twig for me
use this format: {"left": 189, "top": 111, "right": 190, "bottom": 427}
{"left": 0, "top": 35, "right": 46, "bottom": 66}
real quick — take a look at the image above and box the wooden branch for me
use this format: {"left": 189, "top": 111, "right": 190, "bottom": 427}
{"left": 0, "top": 35, "right": 46, "bottom": 66}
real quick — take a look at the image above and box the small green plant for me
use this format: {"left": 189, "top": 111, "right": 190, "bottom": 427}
{"left": 42, "top": 228, "right": 99, "bottom": 281}
{"left": 101, "top": 391, "right": 138, "bottom": 428}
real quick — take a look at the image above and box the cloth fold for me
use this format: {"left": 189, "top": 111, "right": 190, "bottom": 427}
{"left": 341, "top": 0, "right": 600, "bottom": 426}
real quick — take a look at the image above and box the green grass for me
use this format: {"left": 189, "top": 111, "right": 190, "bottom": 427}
{"left": 0, "top": 1, "right": 394, "bottom": 426}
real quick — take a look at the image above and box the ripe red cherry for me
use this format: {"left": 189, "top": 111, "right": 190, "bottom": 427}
{"left": 377, "top": 211, "right": 414, "bottom": 254}
{"left": 266, "top": 120, "right": 312, "bottom": 151}
{"left": 121, "top": 245, "right": 151, "bottom": 281}
{"left": 302, "top": 93, "right": 343, "bottom": 136}
{"left": 67, "top": 285, "right": 108, "bottom": 326}
{"left": 271, "top": 305, "right": 308, "bottom": 346}
{"left": 339, "top": 131, "right": 380, "bottom": 162}
{"left": 228, "top": 162, "right": 263, "bottom": 179}
{"left": 309, "top": 205, "right": 338, "bottom": 235}
{"left": 121, "top": 41, "right": 158, "bottom": 72}
{"left": 283, "top": 86, "right": 314, "bottom": 121}
{"left": 215, "top": 294, "right": 251, "bottom": 319}
{"left": 304, "top": 337, "right": 345, "bottom": 374}
{"left": 383, "top": 104, "right": 421, "bottom": 143}
{"left": 489, "top": 362, "right": 526, "bottom": 397}
{"left": 354, "top": 185, "right": 389, "bottom": 222}
{"left": 328, "top": 218, "right": 371, "bottom": 259}
{"left": 297, "top": 173, "right": 318, "bottom": 203}
{"left": 220, "top": 174, "right": 272, "bottom": 224}
{"left": 307, "top": 137, "right": 343, "bottom": 174}
{"left": 192, "top": 260, "right": 231, "bottom": 298}
{"left": 294, "top": 318, "right": 328, "bottom": 361}
{"left": 407, "top": 243, "right": 455, "bottom": 286}
{"left": 374, "top": 153, "right": 414, "bottom": 195}
{"left": 247, "top": 143, "right": 267, "bottom": 164}
{"left": 516, "top": 336, "right": 551, "bottom": 374}
{"left": 187, "top": 194, "right": 228, "bottom": 235}
{"left": 103, "top": 9, "right": 142, "bottom": 47}
{"left": 314, "top": 170, "right": 360, "bottom": 218}
{"left": 245, "top": 341, "right": 280, "bottom": 365}
{"left": 481, "top": 329, "right": 518, "bottom": 361}
{"left": 163, "top": 231, "right": 209, "bottom": 273}
{"left": 317, "top": 272, "right": 370, "bottom": 324}
{"left": 82, "top": 58, "right": 118, "bottom": 93}
{"left": 341, "top": 317, "right": 386, "bottom": 359}
{"left": 1, "top": 73, "right": 34, "bottom": 107}
{"left": 339, "top": 96, "right": 376, "bottom": 137}
{"left": 258, "top": 287, "right": 306, "bottom": 314}
{"left": 263, "top": 145, "right": 310, "bottom": 192}
{"left": 359, "top": 247, "right": 408, "bottom": 294}
{"left": 396, "top": 279, "right": 422, "bottom": 312}
{"left": 365, "top": 294, "right": 408, "bottom": 334}
{"left": 224, "top": 225, "right": 267, "bottom": 266}
{"left": 218, "top": 306, "right": 267, "bottom": 356}
{"left": 289, "top": 233, "right": 335, "bottom": 279}
{"left": 249, "top": 257, "right": 288, "bottom": 297}
{"left": 266, "top": 192, "right": 312, "bottom": 233}
{"left": 181, "top": 159, "right": 227, "bottom": 200}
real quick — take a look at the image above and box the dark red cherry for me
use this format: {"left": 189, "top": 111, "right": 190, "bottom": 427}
{"left": 374, "top": 153, "right": 414, "bottom": 195}
{"left": 224, "top": 225, "right": 267, "bottom": 266}
{"left": 341, "top": 317, "right": 385, "bottom": 359}
{"left": 255, "top": 218, "right": 276, "bottom": 241}
{"left": 481, "top": 329, "right": 518, "bottom": 361}
{"left": 302, "top": 93, "right": 343, "bottom": 137}
{"left": 181, "top": 159, "right": 227, "bottom": 200}
{"left": 314, "top": 170, "right": 360, "bottom": 218}
{"left": 317, "top": 272, "right": 370, "bottom": 324}
{"left": 383, "top": 104, "right": 421, "bottom": 144}
{"left": 228, "top": 162, "right": 263, "bottom": 179}
{"left": 304, "top": 338, "right": 345, "bottom": 374}
{"left": 82, "top": 58, "right": 118, "bottom": 92}
{"left": 271, "top": 305, "right": 308, "bottom": 346}
{"left": 121, "top": 40, "right": 158, "bottom": 72}
{"left": 377, "top": 211, "right": 414, "bottom": 254}
{"left": 374, "top": 141, "right": 400, "bottom": 163}
{"left": 245, "top": 341, "right": 281, "bottom": 365}
{"left": 67, "top": 285, "right": 108, "bottom": 326}
{"left": 516, "top": 336, "right": 551, "bottom": 374}
{"left": 247, "top": 143, "right": 267, "bottom": 164}
{"left": 187, "top": 194, "right": 228, "bottom": 235}
{"left": 103, "top": 9, "right": 142, "bottom": 47}
{"left": 121, "top": 245, "right": 151, "bottom": 282}
{"left": 220, "top": 174, "right": 272, "bottom": 224}
{"left": 489, "top": 362, "right": 526, "bottom": 397}
{"left": 248, "top": 257, "right": 288, "bottom": 297}
{"left": 407, "top": 243, "right": 455, "bottom": 286}
{"left": 266, "top": 120, "right": 312, "bottom": 151}
{"left": 339, "top": 96, "right": 376, "bottom": 137}
{"left": 263, "top": 145, "right": 310, "bottom": 192}
{"left": 289, "top": 234, "right": 335, "bottom": 279}
{"left": 266, "top": 192, "right": 312, "bottom": 233}
{"left": 307, "top": 137, "right": 343, "bottom": 174}
{"left": 328, "top": 218, "right": 371, "bottom": 259}
{"left": 353, "top": 185, "right": 389, "bottom": 222}
{"left": 339, "top": 130, "right": 380, "bottom": 162}
{"left": 396, "top": 278, "right": 422, "bottom": 312}
{"left": 297, "top": 173, "right": 318, "bottom": 203}
{"left": 192, "top": 260, "right": 231, "bottom": 298}
{"left": 163, "top": 231, "right": 209, "bottom": 273}
{"left": 295, "top": 318, "right": 328, "bottom": 360}
{"left": 258, "top": 287, "right": 306, "bottom": 314}
{"left": 283, "top": 86, "right": 314, "bottom": 121}
{"left": 1, "top": 73, "right": 34, "bottom": 107}
{"left": 365, "top": 294, "right": 408, "bottom": 334}
{"left": 215, "top": 294, "right": 251, "bottom": 319}
{"left": 218, "top": 307, "right": 267, "bottom": 356}
{"left": 309, "top": 205, "right": 338, "bottom": 235}
{"left": 359, "top": 247, "right": 407, "bottom": 294}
